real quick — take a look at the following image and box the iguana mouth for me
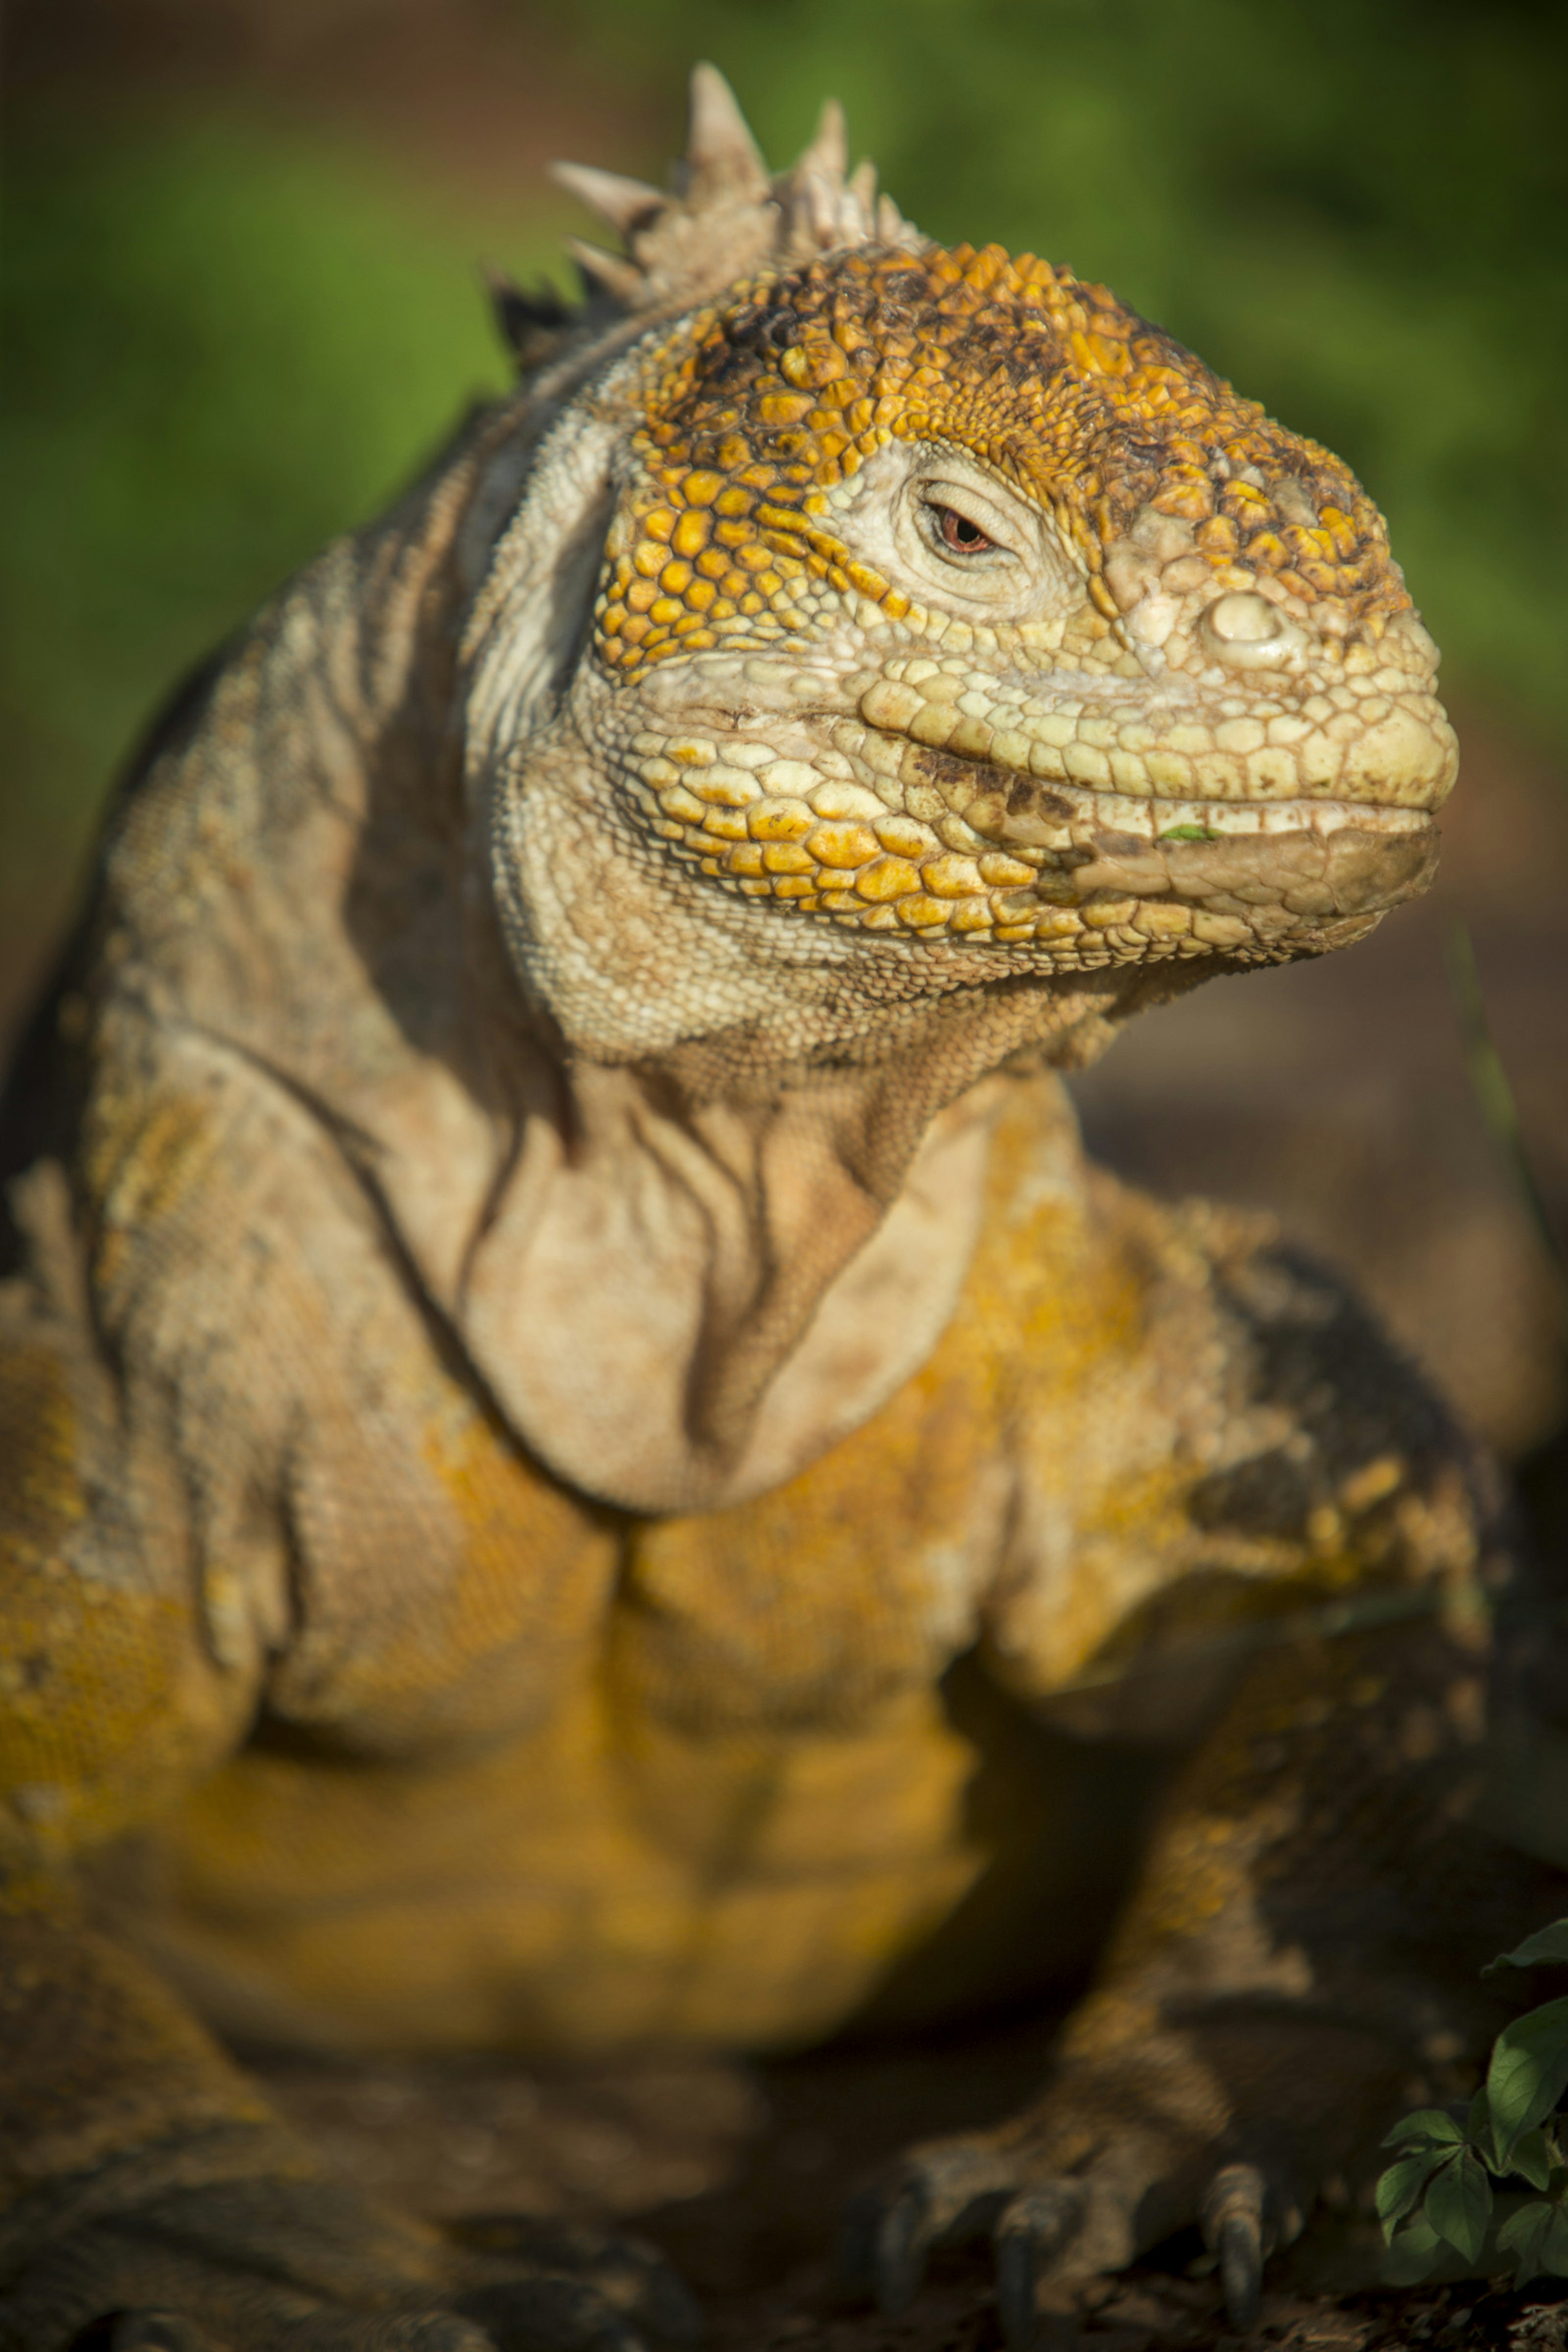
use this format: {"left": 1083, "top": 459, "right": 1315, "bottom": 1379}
{"left": 622, "top": 678, "right": 1445, "bottom": 968}
{"left": 844, "top": 720, "right": 1442, "bottom": 955}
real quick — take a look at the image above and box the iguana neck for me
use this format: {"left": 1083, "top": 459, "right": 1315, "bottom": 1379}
{"left": 456, "top": 1045, "right": 1010, "bottom": 1514}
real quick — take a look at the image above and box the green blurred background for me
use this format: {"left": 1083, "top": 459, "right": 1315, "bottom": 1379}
{"left": 4, "top": 0, "right": 1566, "bottom": 963}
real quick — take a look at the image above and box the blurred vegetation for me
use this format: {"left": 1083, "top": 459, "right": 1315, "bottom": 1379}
{"left": 0, "top": 123, "right": 532, "bottom": 905}
{"left": 3, "top": 0, "right": 1565, "bottom": 924}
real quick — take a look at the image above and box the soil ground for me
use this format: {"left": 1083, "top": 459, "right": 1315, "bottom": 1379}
{"left": 255, "top": 2028, "right": 1568, "bottom": 2349}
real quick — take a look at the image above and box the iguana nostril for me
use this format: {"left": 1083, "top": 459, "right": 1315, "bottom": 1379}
{"left": 1205, "top": 592, "right": 1281, "bottom": 645}
{"left": 1198, "top": 590, "right": 1307, "bottom": 668}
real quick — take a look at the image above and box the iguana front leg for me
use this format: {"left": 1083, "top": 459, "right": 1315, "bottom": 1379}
{"left": 842, "top": 1610, "right": 1548, "bottom": 2344}
{"left": 841, "top": 1204, "right": 1556, "bottom": 2345}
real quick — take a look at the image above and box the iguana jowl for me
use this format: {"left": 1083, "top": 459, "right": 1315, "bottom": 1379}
{"left": 0, "top": 64, "right": 1536, "bottom": 2352}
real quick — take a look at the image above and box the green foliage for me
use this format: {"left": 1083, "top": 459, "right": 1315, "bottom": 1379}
{"left": 0, "top": 117, "right": 531, "bottom": 894}
{"left": 1378, "top": 1919, "right": 1568, "bottom": 2287}
{"left": 1488, "top": 1923, "right": 1568, "bottom": 1974}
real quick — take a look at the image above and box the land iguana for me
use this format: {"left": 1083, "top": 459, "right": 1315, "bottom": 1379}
{"left": 0, "top": 65, "right": 1545, "bottom": 2352}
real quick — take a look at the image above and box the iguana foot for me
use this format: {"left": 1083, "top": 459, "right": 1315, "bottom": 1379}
{"left": 4, "top": 2162, "right": 698, "bottom": 2352}
{"left": 840, "top": 2095, "right": 1303, "bottom": 2348}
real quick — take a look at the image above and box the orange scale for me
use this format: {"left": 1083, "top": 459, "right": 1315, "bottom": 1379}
{"left": 757, "top": 394, "right": 815, "bottom": 427}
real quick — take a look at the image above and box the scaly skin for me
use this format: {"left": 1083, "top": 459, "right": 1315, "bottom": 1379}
{"left": 0, "top": 64, "right": 1547, "bottom": 2352}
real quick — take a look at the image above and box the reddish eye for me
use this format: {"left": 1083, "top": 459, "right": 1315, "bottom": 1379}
{"left": 933, "top": 505, "right": 994, "bottom": 553}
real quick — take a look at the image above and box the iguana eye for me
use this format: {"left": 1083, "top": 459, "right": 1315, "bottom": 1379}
{"left": 929, "top": 503, "right": 995, "bottom": 554}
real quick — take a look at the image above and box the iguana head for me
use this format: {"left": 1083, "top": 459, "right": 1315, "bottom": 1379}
{"left": 443, "top": 69, "right": 1456, "bottom": 1504}
{"left": 466, "top": 66, "right": 1452, "bottom": 1085}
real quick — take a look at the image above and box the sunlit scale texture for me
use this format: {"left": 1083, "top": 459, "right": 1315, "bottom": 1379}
{"left": 591, "top": 240, "right": 1456, "bottom": 963}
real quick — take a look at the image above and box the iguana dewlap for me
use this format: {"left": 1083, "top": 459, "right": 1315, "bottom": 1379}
{"left": 0, "top": 65, "right": 1535, "bottom": 2352}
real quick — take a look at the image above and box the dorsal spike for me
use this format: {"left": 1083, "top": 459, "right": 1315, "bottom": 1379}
{"left": 796, "top": 97, "right": 849, "bottom": 185}
{"left": 565, "top": 237, "right": 645, "bottom": 309}
{"left": 481, "top": 265, "right": 574, "bottom": 370}
{"left": 682, "top": 61, "right": 769, "bottom": 206}
{"left": 848, "top": 158, "right": 878, "bottom": 218}
{"left": 549, "top": 160, "right": 666, "bottom": 238}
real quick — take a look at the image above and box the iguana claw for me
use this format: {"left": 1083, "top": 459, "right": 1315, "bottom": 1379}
{"left": 844, "top": 2132, "right": 1305, "bottom": 2345}
{"left": 994, "top": 2186, "right": 1086, "bottom": 2349}
{"left": 1201, "top": 2158, "right": 1295, "bottom": 2335}
{"left": 840, "top": 2142, "right": 1016, "bottom": 2314}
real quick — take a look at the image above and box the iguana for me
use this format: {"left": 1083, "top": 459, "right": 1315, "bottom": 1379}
{"left": 0, "top": 64, "right": 1544, "bottom": 2352}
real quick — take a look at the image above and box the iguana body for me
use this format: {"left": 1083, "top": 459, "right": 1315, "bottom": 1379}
{"left": 0, "top": 69, "right": 1538, "bottom": 2352}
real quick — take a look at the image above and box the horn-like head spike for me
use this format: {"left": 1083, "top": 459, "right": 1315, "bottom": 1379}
{"left": 550, "top": 160, "right": 665, "bottom": 239}
{"left": 798, "top": 97, "right": 849, "bottom": 184}
{"left": 536, "top": 67, "right": 922, "bottom": 340}
{"left": 683, "top": 61, "right": 769, "bottom": 206}
{"left": 565, "top": 236, "right": 646, "bottom": 308}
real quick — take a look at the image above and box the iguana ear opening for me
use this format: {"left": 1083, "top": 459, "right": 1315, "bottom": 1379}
{"left": 487, "top": 62, "right": 925, "bottom": 383}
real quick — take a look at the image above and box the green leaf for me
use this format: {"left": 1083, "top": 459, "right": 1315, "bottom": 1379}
{"left": 1381, "top": 2210, "right": 1444, "bottom": 2286}
{"left": 1543, "top": 2205, "right": 1568, "bottom": 2278}
{"left": 1376, "top": 2149, "right": 1452, "bottom": 2241}
{"left": 1423, "top": 2149, "right": 1493, "bottom": 2263}
{"left": 1498, "top": 2199, "right": 1555, "bottom": 2286}
{"left": 1487, "top": 1994, "right": 1568, "bottom": 2160}
{"left": 1382, "top": 2107, "right": 1467, "bottom": 2151}
{"left": 1156, "top": 824, "right": 1215, "bottom": 841}
{"left": 1508, "top": 2128, "right": 1556, "bottom": 2190}
{"left": 1485, "top": 1920, "right": 1568, "bottom": 1973}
